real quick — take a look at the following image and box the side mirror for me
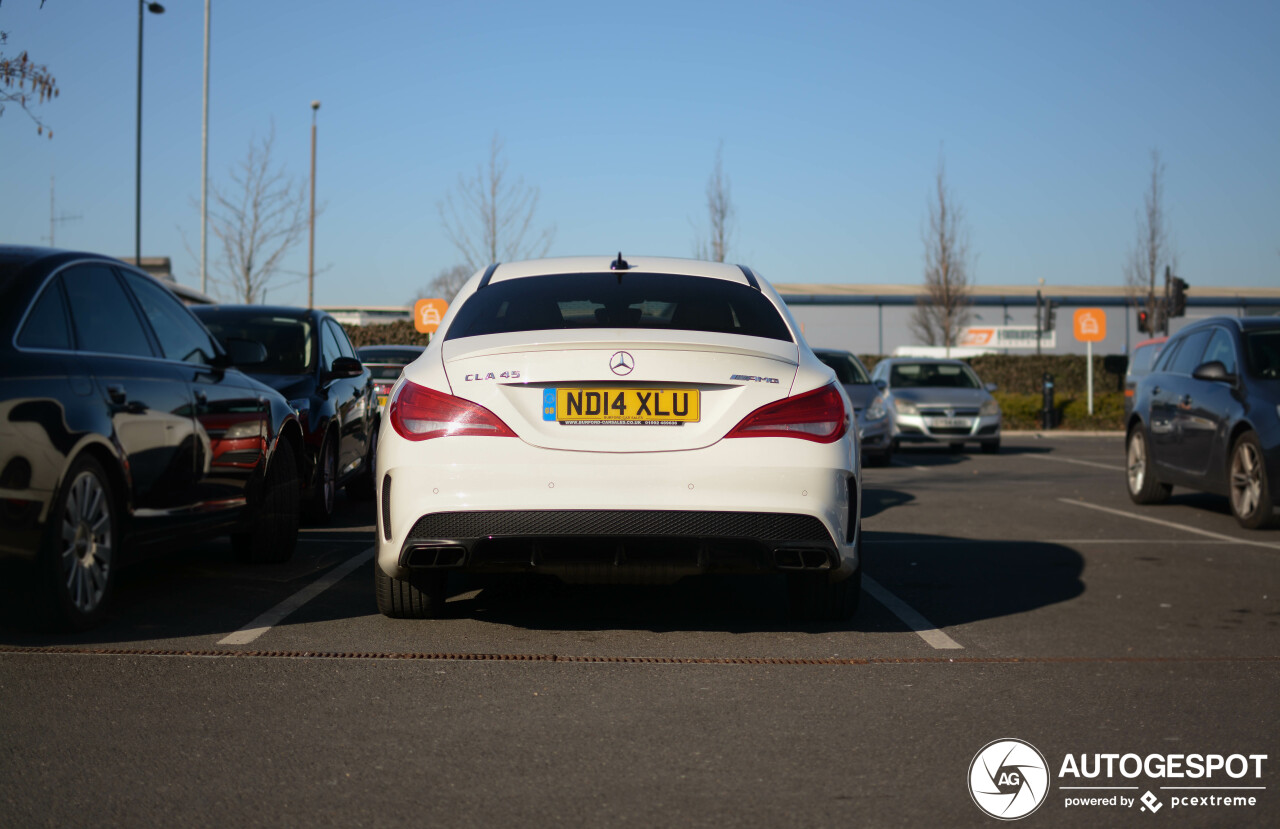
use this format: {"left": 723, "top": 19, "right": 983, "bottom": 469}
{"left": 1191, "top": 361, "right": 1235, "bottom": 384}
{"left": 873, "top": 379, "right": 887, "bottom": 392}
{"left": 327, "top": 355, "right": 365, "bottom": 379}
{"left": 985, "top": 382, "right": 998, "bottom": 393}
{"left": 217, "top": 337, "right": 268, "bottom": 368}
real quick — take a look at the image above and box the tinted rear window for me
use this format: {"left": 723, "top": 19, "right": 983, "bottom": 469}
{"left": 197, "top": 312, "right": 315, "bottom": 375}
{"left": 444, "top": 274, "right": 793, "bottom": 342}
{"left": 889, "top": 363, "right": 981, "bottom": 389}
{"left": 816, "top": 352, "right": 870, "bottom": 384}
{"left": 358, "top": 348, "right": 424, "bottom": 364}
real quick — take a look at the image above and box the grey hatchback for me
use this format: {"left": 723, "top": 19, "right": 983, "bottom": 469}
{"left": 870, "top": 357, "right": 1002, "bottom": 453}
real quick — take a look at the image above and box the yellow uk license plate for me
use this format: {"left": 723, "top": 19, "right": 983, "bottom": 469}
{"left": 545, "top": 388, "right": 700, "bottom": 425}
{"left": 377, "top": 395, "right": 388, "bottom": 408}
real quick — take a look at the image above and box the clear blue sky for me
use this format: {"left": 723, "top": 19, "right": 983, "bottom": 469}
{"left": 2, "top": 0, "right": 1277, "bottom": 307}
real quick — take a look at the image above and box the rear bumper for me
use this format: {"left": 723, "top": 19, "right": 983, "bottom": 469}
{"left": 376, "top": 433, "right": 860, "bottom": 582}
{"left": 892, "top": 413, "right": 1001, "bottom": 444}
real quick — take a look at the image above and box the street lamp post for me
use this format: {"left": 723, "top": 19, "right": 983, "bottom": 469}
{"left": 135, "top": 1, "right": 164, "bottom": 267}
{"left": 200, "top": 0, "right": 210, "bottom": 294}
{"left": 308, "top": 100, "right": 320, "bottom": 309}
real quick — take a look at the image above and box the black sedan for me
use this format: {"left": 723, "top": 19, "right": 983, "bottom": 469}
{"left": 1126, "top": 316, "right": 1280, "bottom": 529}
{"left": 193, "top": 305, "right": 375, "bottom": 522}
{"left": 0, "top": 247, "right": 306, "bottom": 630}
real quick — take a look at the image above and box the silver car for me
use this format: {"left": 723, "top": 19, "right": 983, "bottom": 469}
{"left": 870, "top": 358, "right": 1001, "bottom": 453}
{"left": 813, "top": 349, "right": 893, "bottom": 466}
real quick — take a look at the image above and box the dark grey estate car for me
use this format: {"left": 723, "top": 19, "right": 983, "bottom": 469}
{"left": 1126, "top": 316, "right": 1280, "bottom": 529}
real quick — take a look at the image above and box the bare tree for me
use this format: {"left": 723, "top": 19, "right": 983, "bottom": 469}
{"left": 693, "top": 143, "right": 734, "bottom": 262}
{"left": 205, "top": 127, "right": 311, "bottom": 304}
{"left": 1, "top": 8, "right": 61, "bottom": 138}
{"left": 438, "top": 134, "right": 555, "bottom": 270}
{"left": 909, "top": 158, "right": 974, "bottom": 352}
{"left": 412, "top": 264, "right": 472, "bottom": 303}
{"left": 1123, "top": 150, "right": 1176, "bottom": 329}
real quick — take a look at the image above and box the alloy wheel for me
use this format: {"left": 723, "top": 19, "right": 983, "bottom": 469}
{"left": 59, "top": 470, "right": 113, "bottom": 615}
{"left": 1127, "top": 432, "right": 1146, "bottom": 494}
{"left": 1231, "top": 441, "right": 1263, "bottom": 519}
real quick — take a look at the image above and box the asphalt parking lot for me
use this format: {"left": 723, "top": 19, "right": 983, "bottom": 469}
{"left": 2, "top": 435, "right": 1277, "bottom": 827}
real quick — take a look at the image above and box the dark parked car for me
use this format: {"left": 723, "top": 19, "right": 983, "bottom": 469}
{"left": 1123, "top": 335, "right": 1167, "bottom": 418}
{"left": 193, "top": 305, "right": 375, "bottom": 522}
{"left": 1126, "top": 317, "right": 1280, "bottom": 528}
{"left": 356, "top": 344, "right": 426, "bottom": 415}
{"left": 813, "top": 348, "right": 893, "bottom": 466}
{"left": 0, "top": 247, "right": 306, "bottom": 630}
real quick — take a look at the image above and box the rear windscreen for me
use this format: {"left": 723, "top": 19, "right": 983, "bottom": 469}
{"left": 444, "top": 273, "right": 794, "bottom": 342}
{"left": 197, "top": 313, "right": 315, "bottom": 375}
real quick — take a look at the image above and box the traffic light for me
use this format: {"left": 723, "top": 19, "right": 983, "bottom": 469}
{"left": 1170, "top": 277, "right": 1188, "bottom": 317}
{"left": 1138, "top": 309, "right": 1151, "bottom": 335}
{"left": 1044, "top": 300, "right": 1057, "bottom": 332}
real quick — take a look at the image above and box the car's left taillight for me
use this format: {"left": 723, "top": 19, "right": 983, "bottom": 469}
{"left": 389, "top": 380, "right": 516, "bottom": 441}
{"left": 725, "top": 382, "right": 850, "bottom": 443}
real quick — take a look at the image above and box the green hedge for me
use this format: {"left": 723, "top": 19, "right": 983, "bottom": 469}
{"left": 993, "top": 392, "right": 1125, "bottom": 431}
{"left": 343, "top": 320, "right": 432, "bottom": 349}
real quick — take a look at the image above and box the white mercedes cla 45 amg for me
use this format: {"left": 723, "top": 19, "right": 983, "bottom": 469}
{"left": 375, "top": 255, "right": 861, "bottom": 620}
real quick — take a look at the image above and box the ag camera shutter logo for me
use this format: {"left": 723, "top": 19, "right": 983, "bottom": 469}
{"left": 969, "top": 738, "right": 1050, "bottom": 820}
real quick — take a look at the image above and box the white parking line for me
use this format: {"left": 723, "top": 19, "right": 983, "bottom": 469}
{"left": 219, "top": 547, "right": 375, "bottom": 645}
{"left": 1058, "top": 499, "right": 1280, "bottom": 551}
{"left": 871, "top": 538, "right": 1243, "bottom": 545}
{"left": 1036, "top": 455, "right": 1125, "bottom": 472}
{"left": 862, "top": 575, "right": 963, "bottom": 650}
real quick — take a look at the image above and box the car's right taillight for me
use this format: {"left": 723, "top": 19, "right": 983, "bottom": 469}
{"left": 389, "top": 380, "right": 516, "bottom": 441}
{"left": 725, "top": 383, "right": 850, "bottom": 443}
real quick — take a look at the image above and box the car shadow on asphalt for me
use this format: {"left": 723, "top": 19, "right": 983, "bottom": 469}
{"left": 861, "top": 486, "right": 915, "bottom": 519}
{"left": 0, "top": 496, "right": 1085, "bottom": 642}
{"left": 422, "top": 528, "right": 1085, "bottom": 635}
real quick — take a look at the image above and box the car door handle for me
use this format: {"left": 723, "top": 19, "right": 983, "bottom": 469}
{"left": 194, "top": 390, "right": 208, "bottom": 405}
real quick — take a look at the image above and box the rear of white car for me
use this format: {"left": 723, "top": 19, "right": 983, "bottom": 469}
{"left": 375, "top": 256, "right": 861, "bottom": 620}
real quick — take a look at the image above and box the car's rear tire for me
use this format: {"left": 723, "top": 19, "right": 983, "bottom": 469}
{"left": 38, "top": 455, "right": 118, "bottom": 631}
{"left": 231, "top": 438, "right": 300, "bottom": 564}
{"left": 1229, "top": 431, "right": 1273, "bottom": 530}
{"left": 1126, "top": 426, "right": 1171, "bottom": 504}
{"left": 375, "top": 563, "right": 448, "bottom": 618}
{"left": 304, "top": 435, "right": 337, "bottom": 524}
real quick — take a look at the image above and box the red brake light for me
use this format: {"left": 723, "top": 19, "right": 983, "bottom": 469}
{"left": 389, "top": 380, "right": 516, "bottom": 441}
{"left": 726, "top": 383, "right": 849, "bottom": 443}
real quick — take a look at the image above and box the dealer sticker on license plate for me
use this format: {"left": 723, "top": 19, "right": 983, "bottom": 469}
{"left": 926, "top": 417, "right": 972, "bottom": 429}
{"left": 543, "top": 388, "right": 700, "bottom": 425}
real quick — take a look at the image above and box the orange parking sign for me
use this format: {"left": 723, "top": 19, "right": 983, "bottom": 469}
{"left": 1073, "top": 308, "right": 1106, "bottom": 343}
{"left": 414, "top": 298, "right": 449, "bottom": 334}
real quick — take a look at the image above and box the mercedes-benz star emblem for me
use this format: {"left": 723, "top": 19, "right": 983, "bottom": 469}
{"left": 609, "top": 351, "right": 635, "bottom": 376}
